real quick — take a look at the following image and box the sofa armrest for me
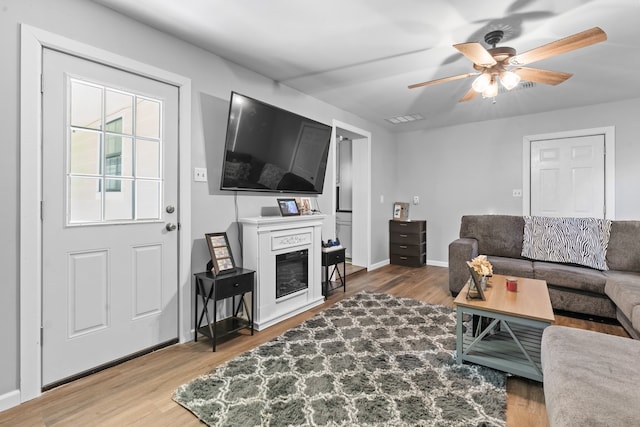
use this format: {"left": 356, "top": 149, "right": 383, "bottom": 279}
{"left": 448, "top": 238, "right": 478, "bottom": 295}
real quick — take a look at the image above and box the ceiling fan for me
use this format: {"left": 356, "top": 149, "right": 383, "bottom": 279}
{"left": 408, "top": 27, "right": 607, "bottom": 102}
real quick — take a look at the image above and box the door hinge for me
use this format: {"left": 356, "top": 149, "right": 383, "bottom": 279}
{"left": 40, "top": 201, "right": 44, "bottom": 221}
{"left": 40, "top": 326, "right": 44, "bottom": 345}
{"left": 40, "top": 74, "right": 44, "bottom": 94}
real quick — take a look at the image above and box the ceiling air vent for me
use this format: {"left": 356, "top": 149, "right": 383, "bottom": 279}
{"left": 385, "top": 113, "right": 424, "bottom": 125}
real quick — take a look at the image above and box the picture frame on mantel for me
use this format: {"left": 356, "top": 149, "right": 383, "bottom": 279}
{"left": 205, "top": 232, "right": 236, "bottom": 275}
{"left": 392, "top": 202, "right": 409, "bottom": 221}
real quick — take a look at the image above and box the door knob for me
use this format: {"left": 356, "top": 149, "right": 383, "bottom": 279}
{"left": 166, "top": 205, "right": 175, "bottom": 214}
{"left": 166, "top": 223, "right": 177, "bottom": 231}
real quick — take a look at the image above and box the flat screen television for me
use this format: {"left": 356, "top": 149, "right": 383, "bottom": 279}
{"left": 220, "top": 92, "right": 332, "bottom": 194}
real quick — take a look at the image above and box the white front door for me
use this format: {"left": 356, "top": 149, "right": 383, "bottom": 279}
{"left": 530, "top": 134, "right": 605, "bottom": 218}
{"left": 41, "top": 48, "right": 179, "bottom": 386}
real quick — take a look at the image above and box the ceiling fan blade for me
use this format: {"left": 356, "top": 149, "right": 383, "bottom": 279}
{"left": 514, "top": 67, "right": 573, "bottom": 85}
{"left": 510, "top": 27, "right": 607, "bottom": 66}
{"left": 408, "top": 72, "right": 477, "bottom": 89}
{"left": 459, "top": 88, "right": 479, "bottom": 102}
{"left": 453, "top": 42, "right": 497, "bottom": 67}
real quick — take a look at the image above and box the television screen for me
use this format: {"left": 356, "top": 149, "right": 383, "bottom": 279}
{"left": 220, "top": 92, "right": 332, "bottom": 194}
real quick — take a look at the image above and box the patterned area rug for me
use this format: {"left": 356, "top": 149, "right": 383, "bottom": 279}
{"left": 174, "top": 292, "right": 506, "bottom": 426}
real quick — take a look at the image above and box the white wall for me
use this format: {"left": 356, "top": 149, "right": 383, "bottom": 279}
{"left": 0, "top": 0, "right": 395, "bottom": 401}
{"left": 396, "top": 97, "right": 640, "bottom": 264}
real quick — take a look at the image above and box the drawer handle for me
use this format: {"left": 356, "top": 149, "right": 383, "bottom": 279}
{"left": 234, "top": 283, "right": 240, "bottom": 287}
{"left": 399, "top": 223, "right": 407, "bottom": 226}
{"left": 400, "top": 256, "right": 408, "bottom": 260}
{"left": 399, "top": 234, "right": 408, "bottom": 237}
{"left": 399, "top": 245, "right": 408, "bottom": 249}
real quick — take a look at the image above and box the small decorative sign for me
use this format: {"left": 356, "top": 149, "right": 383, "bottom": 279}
{"left": 466, "top": 261, "right": 486, "bottom": 300}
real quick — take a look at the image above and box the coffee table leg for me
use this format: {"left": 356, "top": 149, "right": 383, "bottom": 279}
{"left": 456, "top": 307, "right": 463, "bottom": 364}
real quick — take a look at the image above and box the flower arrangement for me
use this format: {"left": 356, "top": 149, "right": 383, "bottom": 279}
{"left": 470, "top": 255, "right": 493, "bottom": 277}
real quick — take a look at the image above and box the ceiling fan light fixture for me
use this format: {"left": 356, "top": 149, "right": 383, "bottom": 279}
{"left": 482, "top": 79, "right": 499, "bottom": 98}
{"left": 472, "top": 73, "right": 491, "bottom": 93}
{"left": 500, "top": 70, "right": 521, "bottom": 90}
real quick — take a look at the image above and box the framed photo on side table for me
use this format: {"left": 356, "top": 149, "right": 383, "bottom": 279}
{"left": 205, "top": 232, "right": 236, "bottom": 275}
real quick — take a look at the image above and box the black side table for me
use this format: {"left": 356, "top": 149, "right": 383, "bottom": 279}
{"left": 194, "top": 268, "right": 255, "bottom": 351}
{"left": 321, "top": 247, "right": 346, "bottom": 299}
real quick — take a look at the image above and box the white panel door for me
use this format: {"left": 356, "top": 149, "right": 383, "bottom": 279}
{"left": 530, "top": 135, "right": 605, "bottom": 218}
{"left": 41, "top": 49, "right": 179, "bottom": 386}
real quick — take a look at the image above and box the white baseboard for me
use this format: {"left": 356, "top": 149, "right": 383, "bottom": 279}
{"left": 427, "top": 260, "right": 448, "bottom": 268}
{"left": 0, "top": 389, "right": 21, "bottom": 412}
{"left": 369, "top": 259, "right": 390, "bottom": 270}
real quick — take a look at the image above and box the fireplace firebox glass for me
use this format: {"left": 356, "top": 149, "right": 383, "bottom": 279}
{"left": 276, "top": 249, "right": 308, "bottom": 298}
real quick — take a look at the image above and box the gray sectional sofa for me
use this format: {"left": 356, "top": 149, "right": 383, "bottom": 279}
{"left": 448, "top": 215, "right": 640, "bottom": 339}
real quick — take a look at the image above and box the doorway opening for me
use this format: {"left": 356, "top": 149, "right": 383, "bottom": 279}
{"left": 333, "top": 121, "right": 371, "bottom": 275}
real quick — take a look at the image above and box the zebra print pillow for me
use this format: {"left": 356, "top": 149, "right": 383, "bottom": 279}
{"left": 522, "top": 216, "right": 612, "bottom": 270}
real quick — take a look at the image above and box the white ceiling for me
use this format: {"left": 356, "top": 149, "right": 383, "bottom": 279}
{"left": 94, "top": 0, "right": 640, "bottom": 133}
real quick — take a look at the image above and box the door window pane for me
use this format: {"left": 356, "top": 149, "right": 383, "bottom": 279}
{"left": 105, "top": 179, "right": 133, "bottom": 220}
{"left": 70, "top": 130, "right": 101, "bottom": 175}
{"left": 105, "top": 90, "right": 133, "bottom": 135}
{"left": 67, "top": 78, "right": 163, "bottom": 225}
{"left": 135, "top": 139, "right": 160, "bottom": 178}
{"left": 70, "top": 81, "right": 102, "bottom": 130}
{"left": 69, "top": 177, "right": 102, "bottom": 223}
{"left": 136, "top": 98, "right": 161, "bottom": 139}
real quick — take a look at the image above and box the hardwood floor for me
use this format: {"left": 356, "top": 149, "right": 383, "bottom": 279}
{"left": 0, "top": 265, "right": 629, "bottom": 426}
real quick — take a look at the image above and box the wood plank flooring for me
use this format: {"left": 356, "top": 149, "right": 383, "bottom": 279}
{"left": 0, "top": 265, "right": 629, "bottom": 426}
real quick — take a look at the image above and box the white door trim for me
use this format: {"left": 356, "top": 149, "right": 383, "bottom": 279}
{"left": 331, "top": 120, "right": 371, "bottom": 269}
{"left": 19, "top": 24, "right": 192, "bottom": 403}
{"left": 522, "top": 127, "right": 615, "bottom": 219}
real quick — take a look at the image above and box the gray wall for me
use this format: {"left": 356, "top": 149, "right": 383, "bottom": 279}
{"left": 396, "top": 97, "right": 640, "bottom": 264}
{"left": 0, "top": 0, "right": 395, "bottom": 399}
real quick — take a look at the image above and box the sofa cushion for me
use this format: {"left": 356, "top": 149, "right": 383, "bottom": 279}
{"left": 487, "top": 256, "right": 534, "bottom": 279}
{"left": 541, "top": 326, "right": 640, "bottom": 427}
{"left": 607, "top": 221, "right": 640, "bottom": 273}
{"left": 459, "top": 215, "right": 525, "bottom": 259}
{"left": 604, "top": 271, "right": 640, "bottom": 322}
{"left": 522, "top": 216, "right": 611, "bottom": 270}
{"left": 533, "top": 261, "right": 606, "bottom": 294}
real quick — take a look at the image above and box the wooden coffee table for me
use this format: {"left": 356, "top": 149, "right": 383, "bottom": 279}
{"left": 454, "top": 274, "right": 555, "bottom": 382}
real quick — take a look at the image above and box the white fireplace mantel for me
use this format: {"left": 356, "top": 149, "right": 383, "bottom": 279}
{"left": 240, "top": 214, "right": 326, "bottom": 330}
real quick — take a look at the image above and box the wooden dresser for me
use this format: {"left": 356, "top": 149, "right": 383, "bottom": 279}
{"left": 389, "top": 220, "right": 427, "bottom": 267}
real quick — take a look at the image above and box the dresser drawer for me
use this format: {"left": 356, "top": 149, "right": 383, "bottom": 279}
{"left": 390, "top": 243, "right": 421, "bottom": 256}
{"left": 389, "top": 220, "right": 424, "bottom": 234}
{"left": 390, "top": 232, "right": 424, "bottom": 245}
{"left": 390, "top": 253, "right": 426, "bottom": 267}
{"left": 215, "top": 272, "right": 254, "bottom": 300}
